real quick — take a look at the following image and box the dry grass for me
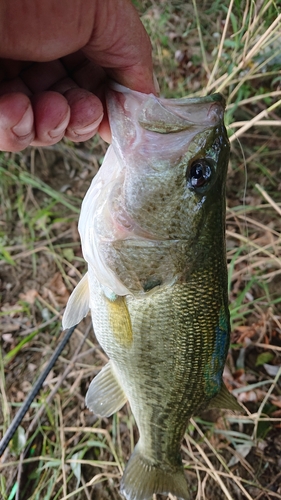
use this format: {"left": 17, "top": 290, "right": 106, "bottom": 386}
{"left": 1, "top": 0, "right": 281, "bottom": 499}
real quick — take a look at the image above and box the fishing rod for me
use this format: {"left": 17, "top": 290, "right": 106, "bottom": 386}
{"left": 0, "top": 324, "right": 77, "bottom": 457}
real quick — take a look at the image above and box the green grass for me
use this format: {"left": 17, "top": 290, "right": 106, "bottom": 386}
{"left": 1, "top": 1, "right": 281, "bottom": 499}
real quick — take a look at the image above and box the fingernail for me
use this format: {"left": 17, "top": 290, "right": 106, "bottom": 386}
{"left": 49, "top": 113, "right": 70, "bottom": 139}
{"left": 73, "top": 115, "right": 103, "bottom": 136}
{"left": 12, "top": 106, "right": 33, "bottom": 138}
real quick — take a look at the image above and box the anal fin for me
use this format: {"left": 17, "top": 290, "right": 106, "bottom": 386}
{"left": 207, "top": 382, "right": 243, "bottom": 412}
{"left": 85, "top": 361, "right": 127, "bottom": 417}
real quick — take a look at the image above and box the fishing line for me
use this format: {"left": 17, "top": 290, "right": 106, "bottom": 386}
{"left": 0, "top": 324, "right": 77, "bottom": 457}
{"left": 236, "top": 136, "right": 250, "bottom": 269}
{"left": 237, "top": 136, "right": 248, "bottom": 219}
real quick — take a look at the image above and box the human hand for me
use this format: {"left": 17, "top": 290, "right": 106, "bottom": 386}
{"left": 0, "top": 0, "right": 156, "bottom": 151}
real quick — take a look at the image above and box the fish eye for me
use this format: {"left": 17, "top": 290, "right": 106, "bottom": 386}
{"left": 188, "top": 159, "right": 212, "bottom": 189}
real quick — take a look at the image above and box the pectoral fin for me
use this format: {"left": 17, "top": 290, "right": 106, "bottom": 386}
{"left": 86, "top": 361, "right": 127, "bottom": 417}
{"left": 62, "top": 272, "right": 90, "bottom": 330}
{"left": 207, "top": 383, "right": 243, "bottom": 412}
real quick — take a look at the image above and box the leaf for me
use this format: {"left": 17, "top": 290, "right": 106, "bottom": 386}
{"left": 45, "top": 272, "right": 70, "bottom": 306}
{"left": 11, "top": 426, "right": 26, "bottom": 454}
{"left": 215, "top": 429, "right": 254, "bottom": 446}
{"left": 256, "top": 352, "right": 274, "bottom": 366}
{"left": 7, "top": 482, "right": 18, "bottom": 500}
{"left": 63, "top": 248, "right": 75, "bottom": 262}
{"left": 0, "top": 246, "right": 16, "bottom": 266}
{"left": 19, "top": 289, "right": 38, "bottom": 304}
{"left": 264, "top": 363, "right": 280, "bottom": 376}
{"left": 228, "top": 443, "right": 253, "bottom": 467}
{"left": 39, "top": 460, "right": 61, "bottom": 470}
{"left": 86, "top": 440, "right": 108, "bottom": 448}
{"left": 232, "top": 379, "right": 273, "bottom": 395}
{"left": 4, "top": 330, "right": 39, "bottom": 366}
{"left": 70, "top": 451, "right": 83, "bottom": 487}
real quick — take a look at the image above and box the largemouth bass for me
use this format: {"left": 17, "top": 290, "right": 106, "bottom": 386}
{"left": 63, "top": 83, "right": 241, "bottom": 500}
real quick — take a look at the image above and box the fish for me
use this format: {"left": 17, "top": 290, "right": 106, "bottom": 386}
{"left": 62, "top": 82, "right": 241, "bottom": 500}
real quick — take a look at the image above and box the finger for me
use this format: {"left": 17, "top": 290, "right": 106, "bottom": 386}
{"left": 51, "top": 76, "right": 104, "bottom": 142}
{"left": 30, "top": 91, "right": 70, "bottom": 146}
{"left": 98, "top": 112, "right": 111, "bottom": 144}
{"left": 16, "top": 59, "right": 105, "bottom": 142}
{"left": 63, "top": 88, "right": 103, "bottom": 142}
{"left": 49, "top": 75, "right": 79, "bottom": 94}
{"left": 0, "top": 59, "right": 32, "bottom": 82}
{"left": 0, "top": 76, "right": 32, "bottom": 97}
{"left": 61, "top": 53, "right": 106, "bottom": 93}
{"left": 0, "top": 93, "right": 35, "bottom": 152}
{"left": 21, "top": 60, "right": 67, "bottom": 93}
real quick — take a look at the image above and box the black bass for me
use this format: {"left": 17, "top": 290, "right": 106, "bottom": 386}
{"left": 63, "top": 83, "right": 241, "bottom": 500}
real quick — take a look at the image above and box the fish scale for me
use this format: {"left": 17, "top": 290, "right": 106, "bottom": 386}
{"left": 88, "top": 262, "right": 226, "bottom": 464}
{"left": 62, "top": 83, "right": 242, "bottom": 500}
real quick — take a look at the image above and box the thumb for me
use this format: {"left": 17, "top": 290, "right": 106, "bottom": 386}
{"left": 83, "top": 0, "right": 156, "bottom": 95}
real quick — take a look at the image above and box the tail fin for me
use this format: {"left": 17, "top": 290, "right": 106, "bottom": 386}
{"left": 120, "top": 445, "right": 190, "bottom": 500}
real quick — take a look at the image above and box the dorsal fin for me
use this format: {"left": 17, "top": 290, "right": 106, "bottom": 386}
{"left": 207, "top": 382, "right": 243, "bottom": 412}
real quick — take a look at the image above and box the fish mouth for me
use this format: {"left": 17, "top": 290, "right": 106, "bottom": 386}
{"left": 107, "top": 81, "right": 225, "bottom": 136}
